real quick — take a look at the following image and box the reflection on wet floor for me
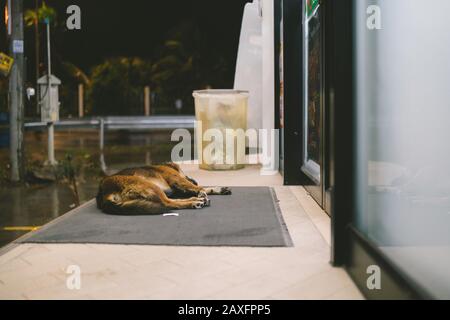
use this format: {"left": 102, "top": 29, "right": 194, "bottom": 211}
{"left": 0, "top": 183, "right": 80, "bottom": 247}
{"left": 0, "top": 129, "right": 190, "bottom": 248}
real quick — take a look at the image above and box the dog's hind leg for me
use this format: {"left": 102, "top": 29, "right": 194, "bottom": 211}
{"left": 160, "top": 194, "right": 209, "bottom": 209}
{"left": 150, "top": 185, "right": 208, "bottom": 209}
{"left": 167, "top": 196, "right": 210, "bottom": 208}
{"left": 165, "top": 176, "right": 231, "bottom": 198}
{"left": 165, "top": 174, "right": 208, "bottom": 198}
{"left": 105, "top": 196, "right": 207, "bottom": 214}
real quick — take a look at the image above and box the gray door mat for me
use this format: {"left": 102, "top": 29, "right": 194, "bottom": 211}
{"left": 21, "top": 187, "right": 293, "bottom": 247}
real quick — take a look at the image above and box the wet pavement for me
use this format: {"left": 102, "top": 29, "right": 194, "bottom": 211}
{"left": 0, "top": 129, "right": 189, "bottom": 248}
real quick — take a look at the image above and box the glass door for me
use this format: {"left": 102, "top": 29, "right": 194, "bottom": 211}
{"left": 351, "top": 0, "right": 450, "bottom": 298}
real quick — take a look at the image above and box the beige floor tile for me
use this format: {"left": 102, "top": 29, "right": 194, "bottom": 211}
{"left": 157, "top": 246, "right": 231, "bottom": 267}
{"left": 23, "top": 285, "right": 98, "bottom": 300}
{"left": 85, "top": 243, "right": 142, "bottom": 257}
{"left": 124, "top": 259, "right": 181, "bottom": 277}
{"left": 0, "top": 254, "right": 33, "bottom": 273}
{"left": 148, "top": 273, "right": 235, "bottom": 300}
{"left": 207, "top": 274, "right": 292, "bottom": 300}
{"left": 0, "top": 243, "right": 33, "bottom": 264}
{"left": 325, "top": 284, "right": 365, "bottom": 300}
{"left": 269, "top": 268, "right": 356, "bottom": 300}
{"left": 212, "top": 257, "right": 283, "bottom": 286}
{"left": 289, "top": 186, "right": 331, "bottom": 246}
{"left": 216, "top": 248, "right": 273, "bottom": 266}
{"left": 117, "top": 252, "right": 164, "bottom": 268}
{"left": 160, "top": 257, "right": 235, "bottom": 284}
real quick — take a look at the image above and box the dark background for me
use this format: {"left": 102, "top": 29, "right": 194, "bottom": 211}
{"left": 0, "top": 0, "right": 250, "bottom": 116}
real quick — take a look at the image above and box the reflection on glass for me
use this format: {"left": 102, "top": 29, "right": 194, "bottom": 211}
{"left": 302, "top": 2, "right": 322, "bottom": 183}
{"left": 355, "top": 0, "right": 450, "bottom": 299}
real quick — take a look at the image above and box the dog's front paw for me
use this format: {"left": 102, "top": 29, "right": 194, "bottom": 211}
{"left": 197, "top": 193, "right": 211, "bottom": 206}
{"left": 192, "top": 200, "right": 205, "bottom": 209}
{"left": 194, "top": 196, "right": 210, "bottom": 207}
{"left": 198, "top": 190, "right": 208, "bottom": 198}
{"left": 220, "top": 187, "right": 232, "bottom": 195}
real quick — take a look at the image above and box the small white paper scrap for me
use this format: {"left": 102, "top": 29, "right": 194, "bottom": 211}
{"left": 163, "top": 213, "right": 179, "bottom": 217}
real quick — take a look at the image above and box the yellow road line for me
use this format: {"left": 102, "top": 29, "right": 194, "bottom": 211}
{"left": 2, "top": 226, "right": 41, "bottom": 232}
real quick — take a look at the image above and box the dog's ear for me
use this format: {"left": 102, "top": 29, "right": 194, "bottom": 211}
{"left": 164, "top": 162, "right": 181, "bottom": 172}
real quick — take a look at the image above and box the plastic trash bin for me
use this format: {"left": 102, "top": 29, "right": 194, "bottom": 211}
{"left": 193, "top": 89, "right": 249, "bottom": 170}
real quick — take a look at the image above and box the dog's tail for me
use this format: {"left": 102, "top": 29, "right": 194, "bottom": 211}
{"left": 98, "top": 192, "right": 169, "bottom": 215}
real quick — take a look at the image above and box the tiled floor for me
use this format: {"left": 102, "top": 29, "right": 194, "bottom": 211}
{"left": 0, "top": 165, "right": 363, "bottom": 300}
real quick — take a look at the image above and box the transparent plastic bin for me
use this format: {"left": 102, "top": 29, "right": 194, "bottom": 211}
{"left": 193, "top": 89, "right": 249, "bottom": 170}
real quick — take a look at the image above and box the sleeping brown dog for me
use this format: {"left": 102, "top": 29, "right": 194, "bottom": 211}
{"left": 96, "top": 162, "right": 231, "bottom": 215}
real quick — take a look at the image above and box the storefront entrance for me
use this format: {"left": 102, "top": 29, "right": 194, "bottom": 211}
{"left": 275, "top": 0, "right": 333, "bottom": 215}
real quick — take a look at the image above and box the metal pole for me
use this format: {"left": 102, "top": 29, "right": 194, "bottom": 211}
{"left": 99, "top": 118, "right": 106, "bottom": 173}
{"left": 46, "top": 21, "right": 51, "bottom": 83}
{"left": 78, "top": 83, "right": 84, "bottom": 117}
{"left": 46, "top": 20, "right": 56, "bottom": 165}
{"left": 9, "top": 0, "right": 25, "bottom": 182}
{"left": 47, "top": 122, "right": 55, "bottom": 165}
{"left": 35, "top": 0, "right": 40, "bottom": 115}
{"left": 99, "top": 118, "right": 104, "bottom": 151}
{"left": 144, "top": 86, "right": 150, "bottom": 116}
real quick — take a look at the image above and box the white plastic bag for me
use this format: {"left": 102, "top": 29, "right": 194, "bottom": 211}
{"left": 234, "top": 0, "right": 262, "bottom": 132}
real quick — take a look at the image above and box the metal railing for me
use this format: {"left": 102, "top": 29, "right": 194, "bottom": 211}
{"left": 23, "top": 115, "right": 195, "bottom": 174}
{"left": 24, "top": 115, "right": 195, "bottom": 130}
